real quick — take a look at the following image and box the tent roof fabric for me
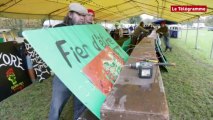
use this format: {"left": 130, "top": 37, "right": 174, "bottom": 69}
{"left": 0, "top": 0, "right": 213, "bottom": 22}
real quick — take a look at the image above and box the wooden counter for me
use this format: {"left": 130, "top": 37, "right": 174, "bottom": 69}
{"left": 101, "top": 32, "right": 169, "bottom": 120}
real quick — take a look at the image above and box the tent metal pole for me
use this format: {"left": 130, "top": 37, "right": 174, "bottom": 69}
{"left": 210, "top": 38, "right": 213, "bottom": 59}
{"left": 185, "top": 21, "right": 188, "bottom": 43}
{"left": 180, "top": 25, "right": 182, "bottom": 39}
{"left": 195, "top": 16, "right": 200, "bottom": 49}
{"left": 48, "top": 17, "right": 51, "bottom": 27}
{"left": 47, "top": 15, "right": 51, "bottom": 27}
{"left": 48, "top": 20, "right": 51, "bottom": 27}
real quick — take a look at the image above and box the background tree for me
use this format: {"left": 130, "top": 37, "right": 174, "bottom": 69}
{"left": 205, "top": 16, "right": 213, "bottom": 26}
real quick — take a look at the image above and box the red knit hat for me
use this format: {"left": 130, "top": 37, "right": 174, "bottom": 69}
{"left": 161, "top": 21, "right": 166, "bottom": 25}
{"left": 87, "top": 9, "right": 95, "bottom": 16}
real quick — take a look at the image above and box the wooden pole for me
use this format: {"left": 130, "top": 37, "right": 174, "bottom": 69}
{"left": 181, "top": 27, "right": 182, "bottom": 39}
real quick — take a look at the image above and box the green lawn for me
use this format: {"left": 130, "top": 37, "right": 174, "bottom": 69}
{"left": 161, "top": 29, "right": 213, "bottom": 119}
{"left": 177, "top": 29, "right": 213, "bottom": 64}
{"left": 0, "top": 77, "right": 74, "bottom": 120}
{"left": 0, "top": 32, "right": 212, "bottom": 119}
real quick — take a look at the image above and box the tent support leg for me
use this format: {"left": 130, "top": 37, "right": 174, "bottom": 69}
{"left": 210, "top": 38, "right": 213, "bottom": 59}
{"left": 185, "top": 21, "right": 188, "bottom": 43}
{"left": 195, "top": 16, "right": 200, "bottom": 49}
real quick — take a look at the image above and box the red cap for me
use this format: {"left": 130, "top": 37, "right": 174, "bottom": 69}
{"left": 161, "top": 21, "right": 166, "bottom": 25}
{"left": 87, "top": 9, "right": 95, "bottom": 16}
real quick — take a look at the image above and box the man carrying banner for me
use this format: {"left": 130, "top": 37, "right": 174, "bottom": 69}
{"left": 48, "top": 3, "right": 88, "bottom": 120}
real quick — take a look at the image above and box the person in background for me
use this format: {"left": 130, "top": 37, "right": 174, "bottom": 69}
{"left": 25, "top": 54, "right": 37, "bottom": 82}
{"left": 119, "top": 27, "right": 123, "bottom": 38}
{"left": 156, "top": 21, "right": 172, "bottom": 52}
{"left": 129, "top": 25, "right": 134, "bottom": 34}
{"left": 85, "top": 9, "right": 95, "bottom": 24}
{"left": 110, "top": 29, "right": 115, "bottom": 38}
{"left": 131, "top": 21, "right": 149, "bottom": 45}
{"left": 13, "top": 41, "right": 37, "bottom": 83}
{"left": 128, "top": 21, "right": 149, "bottom": 54}
{"left": 48, "top": 3, "right": 88, "bottom": 120}
{"left": 113, "top": 24, "right": 120, "bottom": 40}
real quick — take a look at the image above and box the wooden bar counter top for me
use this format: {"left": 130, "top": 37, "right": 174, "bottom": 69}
{"left": 101, "top": 31, "right": 169, "bottom": 120}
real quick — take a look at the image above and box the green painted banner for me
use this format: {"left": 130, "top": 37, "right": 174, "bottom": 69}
{"left": 23, "top": 24, "right": 128, "bottom": 119}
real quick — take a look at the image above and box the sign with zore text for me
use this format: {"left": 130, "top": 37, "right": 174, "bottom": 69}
{"left": 0, "top": 42, "right": 32, "bottom": 102}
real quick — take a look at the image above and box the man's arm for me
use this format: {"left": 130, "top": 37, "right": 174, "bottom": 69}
{"left": 156, "top": 27, "right": 163, "bottom": 34}
{"left": 139, "top": 26, "right": 149, "bottom": 33}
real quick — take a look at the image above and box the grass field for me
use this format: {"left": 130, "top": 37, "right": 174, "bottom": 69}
{"left": 0, "top": 77, "right": 74, "bottom": 120}
{"left": 161, "top": 41, "right": 213, "bottom": 119}
{"left": 161, "top": 29, "right": 213, "bottom": 119}
{"left": 0, "top": 30, "right": 212, "bottom": 120}
{"left": 177, "top": 29, "right": 213, "bottom": 64}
